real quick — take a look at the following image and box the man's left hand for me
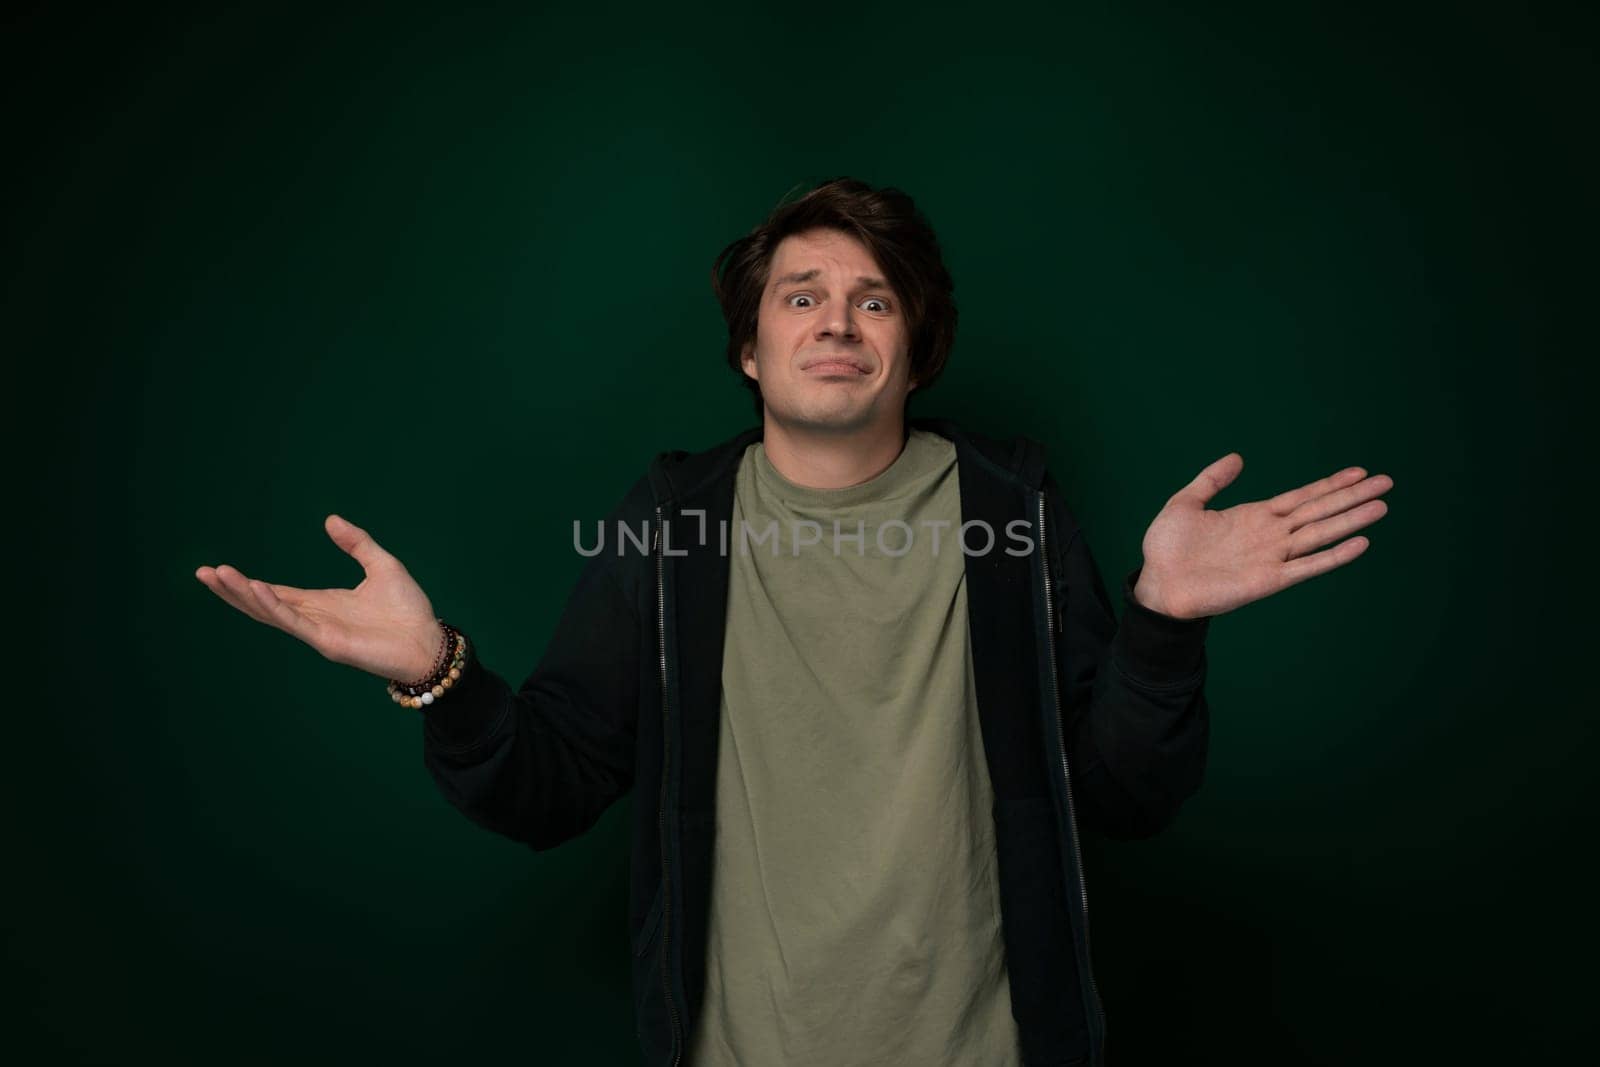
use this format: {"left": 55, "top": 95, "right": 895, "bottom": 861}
{"left": 1131, "top": 454, "right": 1394, "bottom": 620}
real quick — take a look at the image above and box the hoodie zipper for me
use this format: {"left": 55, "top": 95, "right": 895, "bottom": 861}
{"left": 1037, "top": 490, "right": 1107, "bottom": 1053}
{"left": 653, "top": 507, "right": 683, "bottom": 1066}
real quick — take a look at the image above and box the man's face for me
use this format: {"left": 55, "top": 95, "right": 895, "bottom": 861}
{"left": 740, "top": 228, "right": 915, "bottom": 434}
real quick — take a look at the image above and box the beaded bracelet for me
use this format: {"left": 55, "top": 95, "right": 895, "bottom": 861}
{"left": 386, "top": 619, "right": 456, "bottom": 697}
{"left": 405, "top": 620, "right": 452, "bottom": 684}
{"left": 388, "top": 620, "right": 463, "bottom": 696}
{"left": 387, "top": 621, "right": 469, "bottom": 710}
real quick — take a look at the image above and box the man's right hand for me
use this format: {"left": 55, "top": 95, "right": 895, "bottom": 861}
{"left": 195, "top": 514, "right": 447, "bottom": 683}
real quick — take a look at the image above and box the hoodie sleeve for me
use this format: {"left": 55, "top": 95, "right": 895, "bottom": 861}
{"left": 416, "top": 484, "right": 648, "bottom": 852}
{"left": 1048, "top": 482, "right": 1213, "bottom": 840}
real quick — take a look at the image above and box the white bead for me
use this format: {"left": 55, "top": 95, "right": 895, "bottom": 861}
{"left": 420, "top": 691, "right": 434, "bottom": 705}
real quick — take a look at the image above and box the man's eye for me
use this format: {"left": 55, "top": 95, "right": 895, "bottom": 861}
{"left": 862, "top": 298, "right": 889, "bottom": 313}
{"left": 788, "top": 294, "right": 814, "bottom": 308}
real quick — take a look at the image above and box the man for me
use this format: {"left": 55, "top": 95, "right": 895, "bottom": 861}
{"left": 195, "top": 176, "right": 1393, "bottom": 1066}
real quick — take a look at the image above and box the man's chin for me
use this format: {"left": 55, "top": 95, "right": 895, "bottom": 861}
{"left": 771, "top": 403, "right": 887, "bottom": 436}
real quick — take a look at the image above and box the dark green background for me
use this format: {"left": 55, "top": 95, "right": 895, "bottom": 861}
{"left": 7, "top": 1, "right": 1591, "bottom": 1063}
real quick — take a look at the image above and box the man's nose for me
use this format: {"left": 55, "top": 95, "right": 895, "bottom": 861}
{"left": 817, "top": 302, "right": 859, "bottom": 340}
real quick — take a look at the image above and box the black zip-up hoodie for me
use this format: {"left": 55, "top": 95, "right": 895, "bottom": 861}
{"left": 420, "top": 416, "right": 1212, "bottom": 1066}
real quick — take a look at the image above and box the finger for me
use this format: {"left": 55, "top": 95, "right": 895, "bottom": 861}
{"left": 1280, "top": 535, "right": 1371, "bottom": 587}
{"left": 205, "top": 567, "right": 320, "bottom": 613}
{"left": 1288, "top": 499, "right": 1389, "bottom": 558}
{"left": 325, "top": 514, "right": 396, "bottom": 574}
{"left": 197, "top": 564, "right": 262, "bottom": 623}
{"left": 203, "top": 564, "right": 278, "bottom": 629}
{"left": 1286, "top": 473, "right": 1394, "bottom": 533}
{"left": 259, "top": 582, "right": 316, "bottom": 609}
{"left": 249, "top": 578, "right": 322, "bottom": 646}
{"left": 1269, "top": 466, "right": 1368, "bottom": 517}
{"left": 196, "top": 566, "right": 248, "bottom": 613}
{"left": 1175, "top": 452, "right": 1244, "bottom": 507}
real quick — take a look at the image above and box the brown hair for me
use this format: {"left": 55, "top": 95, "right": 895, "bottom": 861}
{"left": 709, "top": 176, "right": 958, "bottom": 420}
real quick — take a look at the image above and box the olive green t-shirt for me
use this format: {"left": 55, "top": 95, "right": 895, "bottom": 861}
{"left": 686, "top": 429, "right": 1022, "bottom": 1066}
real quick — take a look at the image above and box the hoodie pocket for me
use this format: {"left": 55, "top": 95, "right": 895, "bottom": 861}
{"left": 632, "top": 882, "right": 664, "bottom": 959}
{"left": 631, "top": 882, "right": 673, "bottom": 1060}
{"left": 992, "top": 794, "right": 1092, "bottom": 1065}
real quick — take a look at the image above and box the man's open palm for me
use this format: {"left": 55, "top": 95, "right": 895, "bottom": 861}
{"left": 195, "top": 514, "right": 445, "bottom": 681}
{"left": 1133, "top": 455, "right": 1394, "bottom": 620}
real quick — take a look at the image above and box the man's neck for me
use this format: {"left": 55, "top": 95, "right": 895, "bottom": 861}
{"left": 760, "top": 413, "right": 908, "bottom": 490}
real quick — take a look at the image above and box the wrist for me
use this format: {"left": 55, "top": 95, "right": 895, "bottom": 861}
{"left": 1132, "top": 567, "right": 1191, "bottom": 620}
{"left": 389, "top": 623, "right": 469, "bottom": 710}
{"left": 398, "top": 618, "right": 448, "bottom": 683}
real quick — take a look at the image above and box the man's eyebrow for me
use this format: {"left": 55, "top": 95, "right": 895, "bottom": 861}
{"left": 770, "top": 269, "right": 893, "bottom": 292}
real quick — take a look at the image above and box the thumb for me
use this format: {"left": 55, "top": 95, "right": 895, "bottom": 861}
{"left": 1176, "top": 452, "right": 1244, "bottom": 507}
{"left": 324, "top": 514, "right": 395, "bottom": 572}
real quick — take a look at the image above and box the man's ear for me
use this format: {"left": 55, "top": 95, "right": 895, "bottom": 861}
{"left": 740, "top": 341, "right": 758, "bottom": 381}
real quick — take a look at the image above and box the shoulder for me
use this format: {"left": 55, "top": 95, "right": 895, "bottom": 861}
{"left": 911, "top": 414, "right": 1054, "bottom": 491}
{"left": 646, "top": 424, "right": 763, "bottom": 505}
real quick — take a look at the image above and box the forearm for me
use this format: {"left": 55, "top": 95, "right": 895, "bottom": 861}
{"left": 1053, "top": 512, "right": 1212, "bottom": 838}
{"left": 420, "top": 636, "right": 639, "bottom": 850}
{"left": 418, "top": 558, "right": 642, "bottom": 850}
{"left": 1078, "top": 568, "right": 1211, "bottom": 835}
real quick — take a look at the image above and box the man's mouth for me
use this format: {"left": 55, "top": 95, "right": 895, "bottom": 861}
{"left": 801, "top": 357, "right": 869, "bottom": 376}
